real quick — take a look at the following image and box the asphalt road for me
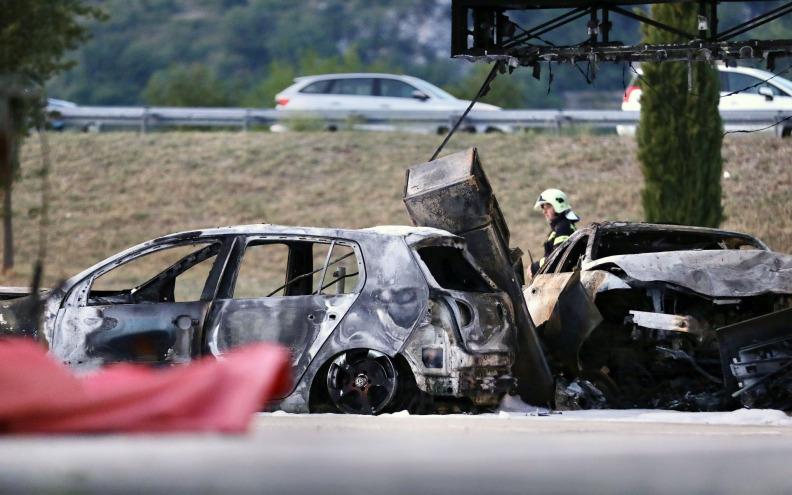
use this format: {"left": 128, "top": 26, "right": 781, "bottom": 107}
{"left": 2, "top": 413, "right": 792, "bottom": 495}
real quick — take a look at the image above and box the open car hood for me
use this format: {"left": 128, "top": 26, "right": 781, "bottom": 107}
{"left": 583, "top": 250, "right": 792, "bottom": 297}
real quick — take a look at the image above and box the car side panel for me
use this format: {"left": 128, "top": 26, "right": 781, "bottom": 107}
{"left": 277, "top": 235, "right": 430, "bottom": 412}
{"left": 203, "top": 294, "right": 357, "bottom": 398}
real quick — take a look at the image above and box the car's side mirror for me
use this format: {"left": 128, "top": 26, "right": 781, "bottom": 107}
{"left": 411, "top": 90, "right": 429, "bottom": 101}
{"left": 759, "top": 86, "right": 774, "bottom": 101}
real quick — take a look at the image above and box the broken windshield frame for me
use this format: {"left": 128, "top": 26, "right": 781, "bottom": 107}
{"left": 589, "top": 226, "right": 767, "bottom": 261}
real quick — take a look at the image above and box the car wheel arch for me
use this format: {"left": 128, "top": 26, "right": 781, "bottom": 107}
{"left": 307, "top": 346, "right": 419, "bottom": 414}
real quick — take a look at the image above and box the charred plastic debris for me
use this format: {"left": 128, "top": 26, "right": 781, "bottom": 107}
{"left": 406, "top": 148, "right": 792, "bottom": 412}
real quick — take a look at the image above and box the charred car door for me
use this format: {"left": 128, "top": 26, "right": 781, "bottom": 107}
{"left": 52, "top": 239, "right": 229, "bottom": 366}
{"left": 204, "top": 237, "right": 363, "bottom": 396}
{"left": 525, "top": 233, "right": 603, "bottom": 373}
{"left": 525, "top": 233, "right": 591, "bottom": 328}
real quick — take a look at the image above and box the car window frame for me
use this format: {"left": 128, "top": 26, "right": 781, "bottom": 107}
{"left": 218, "top": 235, "right": 365, "bottom": 300}
{"left": 376, "top": 78, "right": 422, "bottom": 99}
{"left": 63, "top": 236, "right": 235, "bottom": 308}
{"left": 555, "top": 234, "right": 590, "bottom": 273}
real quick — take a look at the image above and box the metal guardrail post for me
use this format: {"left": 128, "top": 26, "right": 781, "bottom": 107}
{"left": 243, "top": 109, "right": 251, "bottom": 132}
{"left": 141, "top": 107, "right": 149, "bottom": 134}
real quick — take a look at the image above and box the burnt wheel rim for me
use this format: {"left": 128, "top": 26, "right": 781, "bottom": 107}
{"left": 327, "top": 349, "right": 398, "bottom": 415}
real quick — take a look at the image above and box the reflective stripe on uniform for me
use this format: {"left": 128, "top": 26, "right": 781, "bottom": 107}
{"left": 553, "top": 235, "right": 570, "bottom": 246}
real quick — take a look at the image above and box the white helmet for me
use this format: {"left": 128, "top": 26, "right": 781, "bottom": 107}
{"left": 534, "top": 188, "right": 571, "bottom": 214}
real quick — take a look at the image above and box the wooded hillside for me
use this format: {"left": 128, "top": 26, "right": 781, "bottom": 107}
{"left": 47, "top": 0, "right": 785, "bottom": 109}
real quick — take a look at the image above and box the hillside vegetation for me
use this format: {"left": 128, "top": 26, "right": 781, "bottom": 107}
{"left": 4, "top": 131, "right": 791, "bottom": 287}
{"left": 47, "top": 1, "right": 781, "bottom": 109}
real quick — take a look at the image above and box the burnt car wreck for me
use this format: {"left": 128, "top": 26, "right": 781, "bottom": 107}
{"left": 0, "top": 225, "right": 516, "bottom": 414}
{"left": 403, "top": 148, "right": 792, "bottom": 412}
{"left": 526, "top": 222, "right": 792, "bottom": 411}
{"left": 3, "top": 148, "right": 792, "bottom": 414}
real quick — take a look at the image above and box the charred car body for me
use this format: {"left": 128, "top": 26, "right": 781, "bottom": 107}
{"left": 525, "top": 221, "right": 792, "bottom": 411}
{"left": 0, "top": 225, "right": 516, "bottom": 414}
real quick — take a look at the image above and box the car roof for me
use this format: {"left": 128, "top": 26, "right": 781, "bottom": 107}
{"left": 151, "top": 224, "right": 459, "bottom": 246}
{"left": 293, "top": 73, "right": 416, "bottom": 82}
{"left": 627, "top": 65, "right": 792, "bottom": 86}
{"left": 47, "top": 98, "right": 78, "bottom": 107}
{"left": 594, "top": 220, "right": 757, "bottom": 234}
{"left": 582, "top": 221, "right": 768, "bottom": 248}
{"left": 63, "top": 224, "right": 462, "bottom": 288}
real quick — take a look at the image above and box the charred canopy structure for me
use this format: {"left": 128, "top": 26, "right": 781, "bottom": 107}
{"left": 451, "top": 0, "right": 792, "bottom": 69}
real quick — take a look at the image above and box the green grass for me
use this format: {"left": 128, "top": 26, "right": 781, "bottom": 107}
{"left": 4, "top": 130, "right": 791, "bottom": 287}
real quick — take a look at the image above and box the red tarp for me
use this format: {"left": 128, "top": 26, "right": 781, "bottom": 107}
{"left": 0, "top": 338, "right": 292, "bottom": 434}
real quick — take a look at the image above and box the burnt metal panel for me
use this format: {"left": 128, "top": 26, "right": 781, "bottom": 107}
{"left": 717, "top": 307, "right": 792, "bottom": 406}
{"left": 542, "top": 270, "right": 603, "bottom": 374}
{"left": 404, "top": 148, "right": 508, "bottom": 244}
{"left": 205, "top": 294, "right": 357, "bottom": 398}
{"left": 585, "top": 250, "right": 792, "bottom": 297}
{"left": 524, "top": 272, "right": 576, "bottom": 328}
{"left": 404, "top": 148, "right": 554, "bottom": 406}
{"left": 0, "top": 292, "right": 44, "bottom": 339}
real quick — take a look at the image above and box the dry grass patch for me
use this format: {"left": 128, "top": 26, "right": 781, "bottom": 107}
{"left": 4, "top": 131, "right": 790, "bottom": 287}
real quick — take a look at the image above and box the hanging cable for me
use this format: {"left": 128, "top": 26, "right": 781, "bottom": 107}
{"left": 723, "top": 115, "right": 792, "bottom": 137}
{"left": 630, "top": 63, "right": 792, "bottom": 136}
{"left": 429, "top": 61, "right": 504, "bottom": 162}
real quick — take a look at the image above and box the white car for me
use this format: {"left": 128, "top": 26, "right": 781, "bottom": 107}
{"left": 618, "top": 65, "right": 792, "bottom": 137}
{"left": 273, "top": 73, "right": 507, "bottom": 134}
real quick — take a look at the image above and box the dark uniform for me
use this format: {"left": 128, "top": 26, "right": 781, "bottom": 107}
{"left": 530, "top": 214, "right": 577, "bottom": 276}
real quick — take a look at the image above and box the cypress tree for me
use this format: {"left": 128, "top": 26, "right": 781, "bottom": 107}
{"left": 637, "top": 2, "right": 724, "bottom": 227}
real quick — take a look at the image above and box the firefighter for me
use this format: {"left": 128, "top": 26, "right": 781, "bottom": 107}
{"left": 529, "top": 188, "right": 579, "bottom": 278}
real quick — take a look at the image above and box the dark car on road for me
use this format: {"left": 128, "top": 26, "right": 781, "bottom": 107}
{"left": 0, "top": 225, "right": 516, "bottom": 414}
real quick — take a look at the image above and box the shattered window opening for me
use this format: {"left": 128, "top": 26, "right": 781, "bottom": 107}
{"left": 592, "top": 230, "right": 764, "bottom": 260}
{"left": 557, "top": 235, "right": 589, "bottom": 273}
{"left": 233, "top": 241, "right": 360, "bottom": 299}
{"left": 416, "top": 246, "right": 493, "bottom": 293}
{"left": 88, "top": 242, "right": 220, "bottom": 305}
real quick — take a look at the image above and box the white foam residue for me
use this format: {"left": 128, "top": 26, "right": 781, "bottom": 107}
{"left": 491, "top": 395, "right": 792, "bottom": 426}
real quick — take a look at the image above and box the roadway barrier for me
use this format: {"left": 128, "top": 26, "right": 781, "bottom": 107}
{"left": 46, "top": 105, "right": 792, "bottom": 136}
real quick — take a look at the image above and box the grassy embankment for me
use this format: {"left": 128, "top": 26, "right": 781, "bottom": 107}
{"left": 4, "top": 131, "right": 792, "bottom": 287}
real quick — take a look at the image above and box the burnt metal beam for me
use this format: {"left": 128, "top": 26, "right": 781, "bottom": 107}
{"left": 455, "top": 39, "right": 792, "bottom": 65}
{"left": 452, "top": 0, "right": 792, "bottom": 64}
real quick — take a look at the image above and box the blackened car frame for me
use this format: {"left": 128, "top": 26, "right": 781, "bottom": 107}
{"left": 525, "top": 222, "right": 792, "bottom": 411}
{"left": 0, "top": 225, "right": 516, "bottom": 414}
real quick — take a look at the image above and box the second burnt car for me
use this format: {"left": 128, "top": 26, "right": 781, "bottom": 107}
{"left": 0, "top": 225, "right": 516, "bottom": 414}
{"left": 525, "top": 222, "right": 792, "bottom": 411}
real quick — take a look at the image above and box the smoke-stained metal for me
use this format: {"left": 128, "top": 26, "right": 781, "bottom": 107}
{"left": 404, "top": 148, "right": 554, "bottom": 406}
{"left": 1, "top": 224, "right": 517, "bottom": 415}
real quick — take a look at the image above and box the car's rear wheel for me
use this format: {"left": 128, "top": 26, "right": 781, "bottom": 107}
{"left": 326, "top": 349, "right": 399, "bottom": 415}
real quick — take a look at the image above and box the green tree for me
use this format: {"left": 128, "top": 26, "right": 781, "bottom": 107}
{"left": 141, "top": 63, "right": 238, "bottom": 107}
{"left": 241, "top": 62, "right": 296, "bottom": 108}
{"left": 637, "top": 3, "right": 723, "bottom": 227}
{"left": 0, "top": 0, "right": 106, "bottom": 273}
